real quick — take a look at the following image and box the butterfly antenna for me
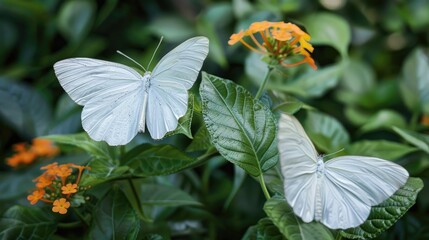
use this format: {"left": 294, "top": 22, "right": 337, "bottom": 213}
{"left": 324, "top": 148, "right": 345, "bottom": 158}
{"left": 146, "top": 36, "right": 164, "bottom": 71}
{"left": 116, "top": 50, "right": 147, "bottom": 72}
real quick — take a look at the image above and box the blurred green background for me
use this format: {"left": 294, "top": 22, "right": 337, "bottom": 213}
{"left": 1, "top": 0, "right": 429, "bottom": 239}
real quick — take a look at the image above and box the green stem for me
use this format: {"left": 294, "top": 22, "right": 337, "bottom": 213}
{"left": 259, "top": 173, "right": 271, "bottom": 200}
{"left": 120, "top": 145, "right": 126, "bottom": 157}
{"left": 127, "top": 178, "right": 145, "bottom": 218}
{"left": 255, "top": 66, "right": 274, "bottom": 99}
{"left": 335, "top": 232, "right": 343, "bottom": 240}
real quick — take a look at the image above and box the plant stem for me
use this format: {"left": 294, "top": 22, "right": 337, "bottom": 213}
{"left": 127, "top": 178, "right": 145, "bottom": 218}
{"left": 259, "top": 173, "right": 271, "bottom": 200}
{"left": 255, "top": 66, "right": 274, "bottom": 99}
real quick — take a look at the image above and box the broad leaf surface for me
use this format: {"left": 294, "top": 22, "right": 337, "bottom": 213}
{"left": 200, "top": 72, "right": 278, "bottom": 176}
{"left": 393, "top": 127, "right": 429, "bottom": 154}
{"left": 346, "top": 140, "right": 417, "bottom": 160}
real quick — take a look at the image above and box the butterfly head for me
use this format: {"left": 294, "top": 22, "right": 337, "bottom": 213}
{"left": 316, "top": 157, "right": 325, "bottom": 177}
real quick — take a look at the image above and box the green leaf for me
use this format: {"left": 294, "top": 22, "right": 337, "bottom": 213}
{"left": 400, "top": 48, "right": 429, "bottom": 114}
{"left": 341, "top": 177, "right": 424, "bottom": 239}
{"left": 200, "top": 72, "right": 278, "bottom": 177}
{"left": 0, "top": 79, "right": 52, "bottom": 138}
{"left": 186, "top": 125, "right": 213, "bottom": 152}
{"left": 80, "top": 159, "right": 129, "bottom": 186}
{"left": 90, "top": 186, "right": 140, "bottom": 240}
{"left": 242, "top": 218, "right": 285, "bottom": 240}
{"left": 272, "top": 96, "right": 305, "bottom": 115}
{"left": 268, "top": 64, "right": 342, "bottom": 98}
{"left": 304, "top": 111, "right": 350, "bottom": 153}
{"left": 359, "top": 110, "right": 406, "bottom": 133}
{"left": 45, "top": 132, "right": 119, "bottom": 161}
{"left": 338, "top": 59, "right": 376, "bottom": 93}
{"left": 264, "top": 196, "right": 334, "bottom": 240}
{"left": 0, "top": 205, "right": 56, "bottom": 239}
{"left": 393, "top": 127, "right": 429, "bottom": 154}
{"left": 58, "top": 0, "right": 95, "bottom": 42}
{"left": 149, "top": 15, "right": 195, "bottom": 41}
{"left": 301, "top": 13, "right": 351, "bottom": 57}
{"left": 165, "top": 94, "right": 194, "bottom": 139}
{"left": 122, "top": 144, "right": 200, "bottom": 177}
{"left": 346, "top": 140, "right": 417, "bottom": 160}
{"left": 224, "top": 165, "right": 246, "bottom": 209}
{"left": 137, "top": 183, "right": 201, "bottom": 207}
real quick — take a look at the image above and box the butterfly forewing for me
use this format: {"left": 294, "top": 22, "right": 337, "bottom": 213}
{"left": 146, "top": 36, "right": 209, "bottom": 139}
{"left": 278, "top": 114, "right": 319, "bottom": 222}
{"left": 54, "top": 58, "right": 147, "bottom": 145}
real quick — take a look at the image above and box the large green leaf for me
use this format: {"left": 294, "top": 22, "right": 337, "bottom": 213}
{"left": 304, "top": 111, "right": 350, "bottom": 153}
{"left": 90, "top": 186, "right": 140, "bottom": 240}
{"left": 301, "top": 13, "right": 351, "bottom": 57}
{"left": 0, "top": 79, "right": 52, "bottom": 138}
{"left": 359, "top": 110, "right": 406, "bottom": 133}
{"left": 200, "top": 72, "right": 278, "bottom": 176}
{"left": 0, "top": 205, "right": 56, "bottom": 239}
{"left": 121, "top": 144, "right": 200, "bottom": 177}
{"left": 264, "top": 196, "right": 334, "bottom": 240}
{"left": 80, "top": 158, "right": 129, "bottom": 186}
{"left": 346, "top": 140, "right": 417, "bottom": 160}
{"left": 137, "top": 183, "right": 201, "bottom": 207}
{"left": 393, "top": 127, "right": 429, "bottom": 154}
{"left": 242, "top": 218, "right": 285, "bottom": 240}
{"left": 45, "top": 132, "right": 119, "bottom": 161}
{"left": 400, "top": 48, "right": 429, "bottom": 114}
{"left": 149, "top": 15, "right": 195, "bottom": 41}
{"left": 186, "top": 125, "right": 213, "bottom": 152}
{"left": 341, "top": 177, "right": 424, "bottom": 239}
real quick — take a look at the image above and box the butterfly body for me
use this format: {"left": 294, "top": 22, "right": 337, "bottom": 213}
{"left": 278, "top": 113, "right": 408, "bottom": 229}
{"left": 54, "top": 37, "right": 209, "bottom": 145}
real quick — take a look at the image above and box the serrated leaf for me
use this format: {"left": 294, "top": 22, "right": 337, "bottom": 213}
{"left": 301, "top": 13, "right": 351, "bottom": 57}
{"left": 264, "top": 196, "right": 334, "bottom": 240}
{"left": 122, "top": 144, "right": 200, "bottom": 177}
{"left": 341, "top": 177, "right": 424, "bottom": 239}
{"left": 346, "top": 140, "right": 417, "bottom": 160}
{"left": 0, "top": 206, "right": 56, "bottom": 240}
{"left": 45, "top": 132, "right": 119, "bottom": 161}
{"left": 186, "top": 125, "right": 213, "bottom": 152}
{"left": 400, "top": 48, "right": 429, "bottom": 114}
{"left": 90, "top": 186, "right": 140, "bottom": 240}
{"left": 0, "top": 79, "right": 52, "bottom": 138}
{"left": 200, "top": 72, "right": 278, "bottom": 177}
{"left": 393, "top": 127, "right": 429, "bottom": 154}
{"left": 304, "top": 111, "right": 350, "bottom": 153}
{"left": 166, "top": 95, "right": 194, "bottom": 139}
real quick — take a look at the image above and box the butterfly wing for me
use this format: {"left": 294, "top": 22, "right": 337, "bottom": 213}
{"left": 146, "top": 36, "right": 209, "bottom": 139}
{"left": 278, "top": 113, "right": 320, "bottom": 222}
{"left": 320, "top": 156, "right": 409, "bottom": 229}
{"left": 54, "top": 58, "right": 146, "bottom": 145}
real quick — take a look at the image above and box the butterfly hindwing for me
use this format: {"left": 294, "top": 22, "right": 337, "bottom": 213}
{"left": 146, "top": 37, "right": 209, "bottom": 139}
{"left": 54, "top": 58, "right": 147, "bottom": 145}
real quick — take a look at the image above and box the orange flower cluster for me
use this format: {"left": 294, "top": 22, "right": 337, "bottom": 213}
{"left": 228, "top": 21, "right": 317, "bottom": 70}
{"left": 27, "top": 162, "right": 91, "bottom": 214}
{"left": 6, "top": 139, "right": 59, "bottom": 168}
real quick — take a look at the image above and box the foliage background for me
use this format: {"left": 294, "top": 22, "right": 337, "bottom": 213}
{"left": 0, "top": 0, "right": 428, "bottom": 239}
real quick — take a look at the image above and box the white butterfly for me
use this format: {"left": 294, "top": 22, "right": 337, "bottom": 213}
{"left": 53, "top": 37, "right": 209, "bottom": 146}
{"left": 277, "top": 113, "right": 409, "bottom": 229}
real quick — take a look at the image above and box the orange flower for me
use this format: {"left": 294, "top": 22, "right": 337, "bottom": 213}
{"left": 55, "top": 164, "right": 72, "bottom": 178}
{"left": 12, "top": 143, "right": 27, "bottom": 153}
{"left": 34, "top": 174, "right": 54, "bottom": 188}
{"left": 61, "top": 183, "right": 78, "bottom": 194}
{"left": 30, "top": 139, "right": 59, "bottom": 157}
{"left": 27, "top": 189, "right": 46, "bottom": 205}
{"left": 52, "top": 198, "right": 70, "bottom": 214}
{"left": 228, "top": 21, "right": 317, "bottom": 70}
{"left": 6, "top": 151, "right": 37, "bottom": 168}
{"left": 41, "top": 162, "right": 59, "bottom": 176}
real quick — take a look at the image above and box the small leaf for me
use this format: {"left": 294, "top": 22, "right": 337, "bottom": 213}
{"left": 393, "top": 127, "right": 429, "bottom": 154}
{"left": 166, "top": 94, "right": 194, "bottom": 139}
{"left": 58, "top": 0, "right": 95, "bottom": 42}
{"left": 90, "top": 186, "right": 140, "bottom": 240}
{"left": 301, "top": 13, "right": 351, "bottom": 57}
{"left": 137, "top": 183, "right": 201, "bottom": 207}
{"left": 186, "top": 125, "right": 213, "bottom": 152}
{"left": 341, "top": 177, "right": 424, "bottom": 239}
{"left": 400, "top": 48, "right": 429, "bottom": 114}
{"left": 45, "top": 132, "right": 119, "bottom": 161}
{"left": 0, "top": 79, "right": 52, "bottom": 138}
{"left": 264, "top": 196, "right": 334, "bottom": 240}
{"left": 122, "top": 144, "right": 200, "bottom": 177}
{"left": 200, "top": 72, "right": 278, "bottom": 177}
{"left": 359, "top": 110, "right": 406, "bottom": 133}
{"left": 304, "top": 111, "right": 350, "bottom": 153}
{"left": 0, "top": 205, "right": 56, "bottom": 239}
{"left": 242, "top": 218, "right": 285, "bottom": 240}
{"left": 224, "top": 165, "right": 246, "bottom": 209}
{"left": 346, "top": 140, "right": 417, "bottom": 160}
